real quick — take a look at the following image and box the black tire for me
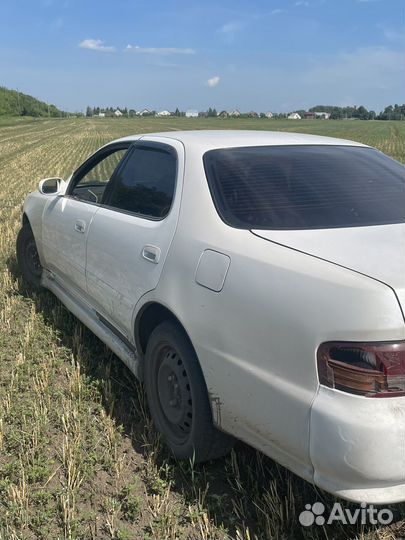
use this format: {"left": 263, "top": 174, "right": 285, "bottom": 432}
{"left": 144, "top": 320, "right": 234, "bottom": 462}
{"left": 16, "top": 224, "right": 42, "bottom": 288}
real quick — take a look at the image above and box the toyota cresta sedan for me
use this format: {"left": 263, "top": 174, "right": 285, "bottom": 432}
{"left": 17, "top": 131, "right": 405, "bottom": 504}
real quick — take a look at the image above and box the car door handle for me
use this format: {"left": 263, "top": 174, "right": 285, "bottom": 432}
{"left": 74, "top": 219, "right": 86, "bottom": 233}
{"left": 142, "top": 245, "right": 161, "bottom": 264}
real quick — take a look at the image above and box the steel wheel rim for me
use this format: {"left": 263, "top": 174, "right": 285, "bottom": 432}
{"left": 156, "top": 345, "right": 193, "bottom": 443}
{"left": 26, "top": 239, "right": 42, "bottom": 277}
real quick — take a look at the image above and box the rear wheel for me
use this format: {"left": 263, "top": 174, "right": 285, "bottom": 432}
{"left": 144, "top": 320, "right": 234, "bottom": 462}
{"left": 16, "top": 224, "right": 42, "bottom": 288}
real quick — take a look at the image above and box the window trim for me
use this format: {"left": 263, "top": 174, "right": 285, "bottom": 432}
{"left": 65, "top": 142, "right": 133, "bottom": 205}
{"left": 100, "top": 140, "right": 179, "bottom": 222}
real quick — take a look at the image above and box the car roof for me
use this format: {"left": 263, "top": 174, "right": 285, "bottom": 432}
{"left": 111, "top": 130, "right": 369, "bottom": 152}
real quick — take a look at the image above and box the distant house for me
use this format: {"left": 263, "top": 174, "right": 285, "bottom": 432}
{"left": 156, "top": 110, "right": 171, "bottom": 117}
{"left": 229, "top": 109, "right": 241, "bottom": 117}
{"left": 138, "top": 109, "right": 151, "bottom": 116}
{"left": 304, "top": 112, "right": 316, "bottom": 119}
{"left": 98, "top": 112, "right": 106, "bottom": 118}
{"left": 114, "top": 109, "right": 123, "bottom": 117}
{"left": 185, "top": 109, "right": 199, "bottom": 118}
{"left": 265, "top": 111, "right": 273, "bottom": 119}
{"left": 288, "top": 112, "right": 301, "bottom": 120}
{"left": 315, "top": 111, "right": 331, "bottom": 120}
{"left": 248, "top": 111, "right": 259, "bottom": 118}
{"left": 217, "top": 110, "right": 228, "bottom": 118}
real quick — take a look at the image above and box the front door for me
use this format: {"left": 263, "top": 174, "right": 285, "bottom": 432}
{"left": 85, "top": 138, "right": 184, "bottom": 340}
{"left": 41, "top": 143, "right": 131, "bottom": 296}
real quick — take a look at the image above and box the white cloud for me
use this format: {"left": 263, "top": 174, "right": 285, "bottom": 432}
{"left": 217, "top": 21, "right": 244, "bottom": 43}
{"left": 219, "top": 21, "right": 244, "bottom": 35}
{"left": 270, "top": 9, "right": 285, "bottom": 15}
{"left": 79, "top": 39, "right": 115, "bottom": 52}
{"left": 302, "top": 46, "right": 405, "bottom": 107}
{"left": 381, "top": 27, "right": 404, "bottom": 43}
{"left": 125, "top": 45, "right": 195, "bottom": 55}
{"left": 206, "top": 76, "right": 220, "bottom": 87}
{"left": 295, "top": 1, "right": 310, "bottom": 6}
{"left": 356, "top": 0, "right": 383, "bottom": 3}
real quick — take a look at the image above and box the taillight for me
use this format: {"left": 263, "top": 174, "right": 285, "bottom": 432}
{"left": 317, "top": 341, "right": 405, "bottom": 397}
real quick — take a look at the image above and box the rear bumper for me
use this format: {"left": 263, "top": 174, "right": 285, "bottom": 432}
{"left": 310, "top": 386, "right": 405, "bottom": 504}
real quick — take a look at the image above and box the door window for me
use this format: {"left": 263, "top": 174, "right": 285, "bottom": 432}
{"left": 71, "top": 147, "right": 129, "bottom": 204}
{"left": 106, "top": 145, "right": 177, "bottom": 219}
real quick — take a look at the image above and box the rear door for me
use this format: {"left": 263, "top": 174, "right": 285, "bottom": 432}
{"left": 85, "top": 137, "right": 184, "bottom": 339}
{"left": 41, "top": 143, "right": 131, "bottom": 296}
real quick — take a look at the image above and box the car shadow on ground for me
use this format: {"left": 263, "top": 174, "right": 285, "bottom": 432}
{"left": 6, "top": 254, "right": 405, "bottom": 540}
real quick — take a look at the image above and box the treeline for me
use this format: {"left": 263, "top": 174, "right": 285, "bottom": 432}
{"left": 86, "top": 106, "right": 132, "bottom": 117}
{"left": 0, "top": 86, "right": 67, "bottom": 117}
{"left": 87, "top": 103, "right": 405, "bottom": 120}
{"left": 306, "top": 104, "right": 405, "bottom": 120}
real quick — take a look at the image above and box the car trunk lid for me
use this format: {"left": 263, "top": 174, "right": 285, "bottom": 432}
{"left": 252, "top": 224, "right": 405, "bottom": 315}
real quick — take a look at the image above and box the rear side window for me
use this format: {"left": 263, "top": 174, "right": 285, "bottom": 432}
{"left": 203, "top": 145, "right": 405, "bottom": 230}
{"left": 107, "top": 145, "right": 176, "bottom": 218}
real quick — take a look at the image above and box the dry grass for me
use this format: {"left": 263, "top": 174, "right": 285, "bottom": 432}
{"left": 0, "top": 117, "right": 404, "bottom": 539}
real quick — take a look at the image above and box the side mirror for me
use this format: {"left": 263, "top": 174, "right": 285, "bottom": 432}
{"left": 38, "top": 177, "right": 64, "bottom": 195}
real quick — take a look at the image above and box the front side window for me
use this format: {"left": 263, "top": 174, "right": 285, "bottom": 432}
{"left": 203, "top": 145, "right": 405, "bottom": 230}
{"left": 106, "top": 145, "right": 177, "bottom": 218}
{"left": 71, "top": 148, "right": 128, "bottom": 203}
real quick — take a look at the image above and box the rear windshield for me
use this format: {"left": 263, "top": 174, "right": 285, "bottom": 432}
{"left": 203, "top": 145, "right": 405, "bottom": 230}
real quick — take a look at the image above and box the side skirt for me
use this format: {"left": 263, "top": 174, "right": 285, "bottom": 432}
{"left": 42, "top": 271, "right": 141, "bottom": 380}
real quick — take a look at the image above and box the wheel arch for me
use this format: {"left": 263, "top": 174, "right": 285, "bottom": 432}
{"left": 22, "top": 213, "right": 30, "bottom": 227}
{"left": 135, "top": 302, "right": 192, "bottom": 358}
{"left": 138, "top": 301, "right": 235, "bottom": 460}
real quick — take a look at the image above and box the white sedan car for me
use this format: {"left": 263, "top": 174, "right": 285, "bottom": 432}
{"left": 17, "top": 131, "right": 405, "bottom": 504}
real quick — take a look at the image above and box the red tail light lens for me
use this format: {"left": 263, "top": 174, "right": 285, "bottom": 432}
{"left": 317, "top": 341, "right": 405, "bottom": 397}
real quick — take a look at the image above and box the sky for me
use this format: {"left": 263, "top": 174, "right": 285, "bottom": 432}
{"left": 0, "top": 0, "right": 404, "bottom": 113}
